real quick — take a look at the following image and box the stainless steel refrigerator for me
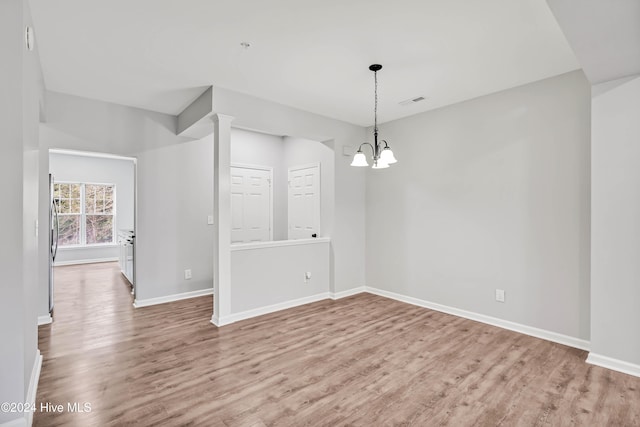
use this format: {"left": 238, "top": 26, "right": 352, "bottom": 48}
{"left": 49, "top": 174, "right": 59, "bottom": 315}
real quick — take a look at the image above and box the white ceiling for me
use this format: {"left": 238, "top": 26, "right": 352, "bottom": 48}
{"left": 30, "top": 0, "right": 580, "bottom": 127}
{"left": 546, "top": 0, "right": 640, "bottom": 85}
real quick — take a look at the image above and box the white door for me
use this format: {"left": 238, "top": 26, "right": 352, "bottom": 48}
{"left": 230, "top": 165, "right": 272, "bottom": 243}
{"left": 288, "top": 163, "right": 320, "bottom": 240}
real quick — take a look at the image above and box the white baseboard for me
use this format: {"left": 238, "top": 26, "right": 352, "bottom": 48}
{"left": 330, "top": 286, "right": 366, "bottom": 300}
{"left": 0, "top": 418, "right": 27, "bottom": 427}
{"left": 211, "top": 292, "right": 331, "bottom": 327}
{"left": 133, "top": 288, "right": 213, "bottom": 308}
{"left": 364, "top": 286, "right": 590, "bottom": 351}
{"left": 54, "top": 257, "right": 118, "bottom": 267}
{"left": 586, "top": 352, "right": 640, "bottom": 378}
{"left": 25, "top": 350, "right": 42, "bottom": 427}
{"left": 210, "top": 315, "right": 222, "bottom": 327}
{"left": 37, "top": 314, "right": 52, "bottom": 326}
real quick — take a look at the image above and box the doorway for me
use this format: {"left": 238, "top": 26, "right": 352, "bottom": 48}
{"left": 48, "top": 149, "right": 137, "bottom": 320}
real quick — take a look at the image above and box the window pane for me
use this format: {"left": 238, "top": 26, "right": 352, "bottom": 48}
{"left": 86, "top": 215, "right": 113, "bottom": 244}
{"left": 71, "top": 184, "right": 81, "bottom": 199}
{"left": 85, "top": 185, "right": 96, "bottom": 214}
{"left": 58, "top": 215, "right": 80, "bottom": 246}
{"left": 104, "top": 187, "right": 114, "bottom": 214}
{"left": 58, "top": 199, "right": 69, "bottom": 213}
{"left": 71, "top": 199, "right": 81, "bottom": 214}
{"left": 85, "top": 184, "right": 114, "bottom": 214}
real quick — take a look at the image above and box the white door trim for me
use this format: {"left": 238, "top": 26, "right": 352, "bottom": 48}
{"left": 230, "top": 163, "right": 274, "bottom": 241}
{"left": 288, "top": 162, "right": 321, "bottom": 173}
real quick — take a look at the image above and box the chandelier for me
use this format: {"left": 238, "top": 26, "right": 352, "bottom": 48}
{"left": 350, "top": 64, "right": 397, "bottom": 169}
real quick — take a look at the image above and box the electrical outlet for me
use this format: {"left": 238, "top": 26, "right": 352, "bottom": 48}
{"left": 184, "top": 269, "right": 192, "bottom": 280}
{"left": 495, "top": 289, "right": 505, "bottom": 303}
{"left": 304, "top": 272, "right": 312, "bottom": 282}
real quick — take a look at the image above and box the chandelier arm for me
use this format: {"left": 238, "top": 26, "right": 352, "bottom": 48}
{"left": 357, "top": 142, "right": 376, "bottom": 157}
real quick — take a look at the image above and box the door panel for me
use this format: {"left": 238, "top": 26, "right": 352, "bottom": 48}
{"left": 230, "top": 166, "right": 272, "bottom": 243}
{"left": 288, "top": 164, "right": 320, "bottom": 240}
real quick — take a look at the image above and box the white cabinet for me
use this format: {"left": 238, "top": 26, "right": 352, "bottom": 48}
{"left": 118, "top": 229, "right": 134, "bottom": 286}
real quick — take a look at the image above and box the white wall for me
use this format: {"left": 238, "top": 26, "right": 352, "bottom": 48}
{"left": 49, "top": 152, "right": 135, "bottom": 264}
{"left": 283, "top": 136, "right": 335, "bottom": 239}
{"left": 366, "top": 70, "right": 591, "bottom": 340}
{"left": 231, "top": 128, "right": 288, "bottom": 240}
{"left": 0, "top": 4, "right": 27, "bottom": 422}
{"left": 230, "top": 241, "right": 330, "bottom": 314}
{"left": 0, "top": 0, "right": 43, "bottom": 424}
{"left": 591, "top": 75, "right": 640, "bottom": 366}
{"left": 136, "top": 137, "right": 214, "bottom": 300}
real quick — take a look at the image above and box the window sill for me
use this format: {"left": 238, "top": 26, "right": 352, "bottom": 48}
{"left": 58, "top": 244, "right": 119, "bottom": 250}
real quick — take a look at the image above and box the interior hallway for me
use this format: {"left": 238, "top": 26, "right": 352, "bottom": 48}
{"left": 36, "top": 263, "right": 640, "bottom": 426}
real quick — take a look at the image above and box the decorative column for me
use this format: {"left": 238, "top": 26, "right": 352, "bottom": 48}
{"left": 211, "top": 113, "right": 234, "bottom": 326}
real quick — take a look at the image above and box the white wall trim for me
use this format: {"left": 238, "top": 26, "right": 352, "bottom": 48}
{"left": 211, "top": 292, "right": 331, "bottom": 327}
{"left": 586, "top": 353, "right": 640, "bottom": 378}
{"left": 133, "top": 288, "right": 213, "bottom": 308}
{"left": 54, "top": 257, "right": 118, "bottom": 267}
{"left": 330, "top": 286, "right": 366, "bottom": 300}
{"left": 364, "top": 286, "right": 591, "bottom": 351}
{"left": 37, "top": 314, "right": 52, "bottom": 326}
{"left": 25, "top": 350, "right": 43, "bottom": 427}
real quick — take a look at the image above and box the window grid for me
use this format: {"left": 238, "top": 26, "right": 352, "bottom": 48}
{"left": 54, "top": 182, "right": 116, "bottom": 247}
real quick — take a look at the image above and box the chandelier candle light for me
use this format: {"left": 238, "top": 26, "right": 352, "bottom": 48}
{"left": 351, "top": 64, "right": 397, "bottom": 169}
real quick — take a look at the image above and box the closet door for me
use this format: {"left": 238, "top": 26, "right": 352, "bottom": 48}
{"left": 230, "top": 165, "right": 272, "bottom": 243}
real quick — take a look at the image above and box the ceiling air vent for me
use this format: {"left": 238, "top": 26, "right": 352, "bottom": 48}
{"left": 399, "top": 96, "right": 426, "bottom": 106}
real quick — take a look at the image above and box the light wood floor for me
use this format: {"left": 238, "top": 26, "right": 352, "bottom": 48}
{"left": 36, "top": 262, "right": 640, "bottom": 426}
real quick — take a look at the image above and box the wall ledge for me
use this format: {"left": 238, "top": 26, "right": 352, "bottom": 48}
{"left": 586, "top": 352, "right": 640, "bottom": 378}
{"left": 230, "top": 237, "right": 330, "bottom": 251}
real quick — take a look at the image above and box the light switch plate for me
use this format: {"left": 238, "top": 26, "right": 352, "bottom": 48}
{"left": 207, "top": 215, "right": 214, "bottom": 225}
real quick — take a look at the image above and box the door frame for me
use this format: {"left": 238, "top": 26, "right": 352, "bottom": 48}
{"left": 287, "top": 162, "right": 321, "bottom": 239}
{"left": 230, "top": 163, "right": 274, "bottom": 241}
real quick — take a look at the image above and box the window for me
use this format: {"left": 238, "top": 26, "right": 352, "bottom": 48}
{"left": 54, "top": 183, "right": 115, "bottom": 246}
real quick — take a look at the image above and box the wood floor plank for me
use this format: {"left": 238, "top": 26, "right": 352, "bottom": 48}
{"left": 35, "top": 262, "right": 640, "bottom": 426}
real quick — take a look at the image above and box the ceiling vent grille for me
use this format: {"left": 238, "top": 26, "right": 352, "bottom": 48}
{"left": 399, "top": 96, "right": 426, "bottom": 106}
